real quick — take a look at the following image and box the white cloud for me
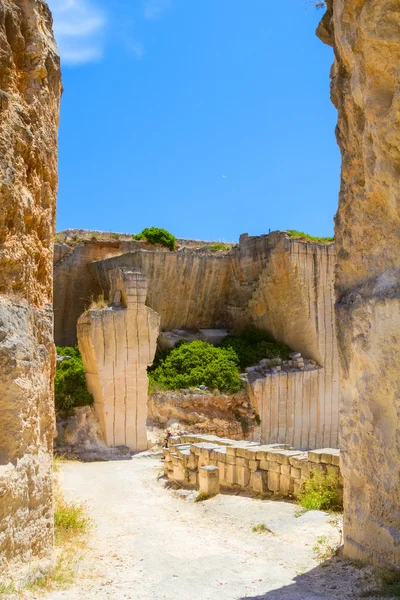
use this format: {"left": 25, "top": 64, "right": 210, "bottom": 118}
{"left": 48, "top": 0, "right": 106, "bottom": 66}
{"left": 144, "top": 0, "right": 170, "bottom": 20}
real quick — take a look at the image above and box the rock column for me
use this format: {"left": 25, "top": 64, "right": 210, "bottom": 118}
{"left": 78, "top": 268, "right": 160, "bottom": 451}
{"left": 318, "top": 0, "right": 400, "bottom": 568}
{"left": 0, "top": 0, "right": 61, "bottom": 581}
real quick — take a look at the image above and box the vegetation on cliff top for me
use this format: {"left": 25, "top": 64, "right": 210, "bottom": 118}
{"left": 55, "top": 346, "right": 93, "bottom": 412}
{"left": 220, "top": 327, "right": 292, "bottom": 370}
{"left": 286, "top": 230, "right": 334, "bottom": 244}
{"left": 149, "top": 340, "right": 242, "bottom": 393}
{"left": 133, "top": 227, "right": 177, "bottom": 250}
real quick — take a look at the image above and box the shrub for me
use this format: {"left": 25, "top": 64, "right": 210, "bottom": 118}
{"left": 150, "top": 340, "right": 242, "bottom": 393}
{"left": 296, "top": 469, "right": 343, "bottom": 512}
{"left": 133, "top": 227, "right": 176, "bottom": 250}
{"left": 220, "top": 327, "right": 292, "bottom": 370}
{"left": 55, "top": 346, "right": 93, "bottom": 412}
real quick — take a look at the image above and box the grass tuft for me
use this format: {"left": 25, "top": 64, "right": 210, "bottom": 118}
{"left": 286, "top": 230, "right": 334, "bottom": 244}
{"left": 54, "top": 492, "right": 91, "bottom": 545}
{"left": 252, "top": 523, "right": 274, "bottom": 534}
{"left": 194, "top": 493, "right": 211, "bottom": 503}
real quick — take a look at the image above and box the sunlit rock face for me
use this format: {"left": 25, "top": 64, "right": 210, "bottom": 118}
{"left": 0, "top": 0, "right": 61, "bottom": 581}
{"left": 318, "top": 0, "right": 400, "bottom": 568}
{"left": 78, "top": 268, "right": 160, "bottom": 451}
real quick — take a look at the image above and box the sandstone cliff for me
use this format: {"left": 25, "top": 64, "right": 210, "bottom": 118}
{"left": 318, "top": 0, "right": 400, "bottom": 568}
{"left": 0, "top": 0, "right": 61, "bottom": 581}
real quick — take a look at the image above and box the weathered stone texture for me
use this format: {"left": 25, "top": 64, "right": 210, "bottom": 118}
{"left": 78, "top": 268, "right": 160, "bottom": 451}
{"left": 0, "top": 0, "right": 61, "bottom": 580}
{"left": 318, "top": 0, "right": 400, "bottom": 568}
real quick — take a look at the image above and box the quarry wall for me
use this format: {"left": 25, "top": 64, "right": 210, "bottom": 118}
{"left": 318, "top": 0, "right": 400, "bottom": 568}
{"left": 0, "top": 0, "right": 61, "bottom": 581}
{"left": 54, "top": 231, "right": 339, "bottom": 450}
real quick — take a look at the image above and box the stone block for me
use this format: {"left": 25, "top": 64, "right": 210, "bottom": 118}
{"left": 188, "top": 453, "right": 198, "bottom": 471}
{"left": 259, "top": 460, "right": 269, "bottom": 471}
{"left": 291, "top": 467, "right": 302, "bottom": 479}
{"left": 188, "top": 472, "right": 197, "bottom": 486}
{"left": 225, "top": 464, "right": 238, "bottom": 485}
{"left": 251, "top": 470, "right": 267, "bottom": 494}
{"left": 267, "top": 461, "right": 281, "bottom": 473}
{"left": 199, "top": 466, "right": 220, "bottom": 497}
{"left": 274, "top": 451, "right": 303, "bottom": 465}
{"left": 280, "top": 474, "right": 294, "bottom": 496}
{"left": 268, "top": 471, "right": 280, "bottom": 492}
{"left": 308, "top": 450, "right": 323, "bottom": 463}
{"left": 237, "top": 466, "right": 251, "bottom": 488}
{"left": 236, "top": 457, "right": 249, "bottom": 467}
{"left": 280, "top": 464, "right": 291, "bottom": 477}
{"left": 218, "top": 461, "right": 226, "bottom": 482}
{"left": 289, "top": 453, "right": 309, "bottom": 468}
{"left": 173, "top": 464, "right": 186, "bottom": 483}
{"left": 226, "top": 454, "right": 237, "bottom": 466}
{"left": 249, "top": 460, "right": 260, "bottom": 471}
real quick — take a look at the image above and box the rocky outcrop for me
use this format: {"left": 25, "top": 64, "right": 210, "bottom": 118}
{"left": 148, "top": 390, "right": 258, "bottom": 440}
{"left": 318, "top": 0, "right": 400, "bottom": 568}
{"left": 0, "top": 0, "right": 61, "bottom": 582}
{"left": 77, "top": 268, "right": 160, "bottom": 451}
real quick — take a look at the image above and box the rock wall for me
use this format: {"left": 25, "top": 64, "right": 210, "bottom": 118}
{"left": 91, "top": 250, "right": 231, "bottom": 331}
{"left": 318, "top": 1, "right": 400, "bottom": 568}
{"left": 77, "top": 268, "right": 160, "bottom": 451}
{"left": 248, "top": 368, "right": 336, "bottom": 449}
{"left": 55, "top": 232, "right": 339, "bottom": 450}
{"left": 148, "top": 390, "right": 259, "bottom": 440}
{"left": 247, "top": 238, "right": 339, "bottom": 448}
{"left": 0, "top": 0, "right": 61, "bottom": 581}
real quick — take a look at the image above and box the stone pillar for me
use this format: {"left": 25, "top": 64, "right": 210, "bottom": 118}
{"left": 0, "top": 0, "right": 61, "bottom": 582}
{"left": 77, "top": 268, "right": 160, "bottom": 451}
{"left": 199, "top": 466, "right": 220, "bottom": 497}
{"left": 318, "top": 1, "right": 400, "bottom": 568}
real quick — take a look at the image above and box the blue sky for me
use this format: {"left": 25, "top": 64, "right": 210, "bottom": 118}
{"left": 48, "top": 0, "right": 339, "bottom": 242}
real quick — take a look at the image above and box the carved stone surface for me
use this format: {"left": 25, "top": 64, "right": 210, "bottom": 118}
{"left": 78, "top": 268, "right": 160, "bottom": 451}
{"left": 0, "top": 0, "right": 61, "bottom": 581}
{"left": 318, "top": 0, "right": 400, "bottom": 568}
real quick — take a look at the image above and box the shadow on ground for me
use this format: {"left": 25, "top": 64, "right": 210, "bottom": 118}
{"left": 240, "top": 556, "right": 396, "bottom": 600}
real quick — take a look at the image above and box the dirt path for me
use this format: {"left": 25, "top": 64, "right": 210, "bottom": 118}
{"left": 42, "top": 455, "right": 383, "bottom": 600}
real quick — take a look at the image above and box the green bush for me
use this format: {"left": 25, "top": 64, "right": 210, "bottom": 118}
{"left": 150, "top": 340, "right": 242, "bottom": 393}
{"left": 133, "top": 227, "right": 176, "bottom": 250}
{"left": 55, "top": 346, "right": 93, "bottom": 412}
{"left": 220, "top": 328, "right": 292, "bottom": 370}
{"left": 296, "top": 469, "right": 342, "bottom": 512}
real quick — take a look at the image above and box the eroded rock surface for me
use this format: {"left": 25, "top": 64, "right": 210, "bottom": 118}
{"left": 78, "top": 268, "right": 160, "bottom": 451}
{"left": 318, "top": 0, "right": 400, "bottom": 568}
{"left": 0, "top": 0, "right": 61, "bottom": 581}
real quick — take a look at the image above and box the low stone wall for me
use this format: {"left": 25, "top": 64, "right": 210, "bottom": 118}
{"left": 164, "top": 434, "right": 341, "bottom": 498}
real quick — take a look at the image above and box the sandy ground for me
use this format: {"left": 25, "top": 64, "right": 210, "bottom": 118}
{"left": 37, "top": 454, "right": 387, "bottom": 600}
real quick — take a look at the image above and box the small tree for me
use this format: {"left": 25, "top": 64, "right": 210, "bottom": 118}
{"left": 133, "top": 227, "right": 177, "bottom": 250}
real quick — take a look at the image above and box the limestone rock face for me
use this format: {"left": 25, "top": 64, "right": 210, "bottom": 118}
{"left": 78, "top": 268, "right": 160, "bottom": 451}
{"left": 0, "top": 0, "right": 61, "bottom": 580}
{"left": 318, "top": 0, "right": 400, "bottom": 568}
